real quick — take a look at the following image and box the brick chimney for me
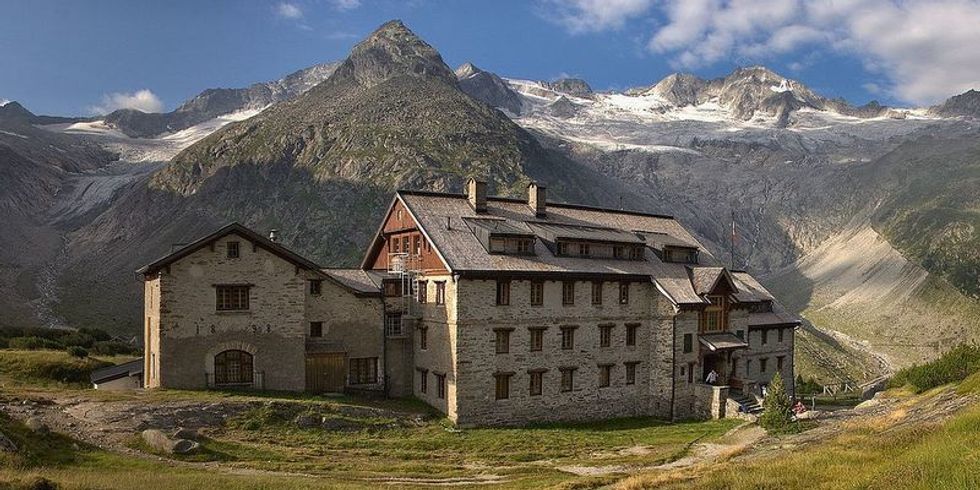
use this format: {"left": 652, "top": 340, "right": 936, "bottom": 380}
{"left": 467, "top": 178, "right": 487, "bottom": 213}
{"left": 528, "top": 182, "right": 546, "bottom": 217}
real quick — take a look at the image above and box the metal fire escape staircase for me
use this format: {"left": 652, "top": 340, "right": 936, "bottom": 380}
{"left": 386, "top": 252, "right": 423, "bottom": 333}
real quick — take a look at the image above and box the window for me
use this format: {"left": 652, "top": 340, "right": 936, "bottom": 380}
{"left": 413, "top": 235, "right": 421, "bottom": 256}
{"left": 226, "top": 241, "right": 240, "bottom": 259}
{"left": 383, "top": 281, "right": 402, "bottom": 297}
{"left": 496, "top": 280, "right": 511, "bottom": 306}
{"left": 762, "top": 330, "right": 769, "bottom": 345}
{"left": 417, "top": 280, "right": 427, "bottom": 303}
{"left": 385, "top": 313, "right": 403, "bottom": 336}
{"left": 626, "top": 324, "right": 638, "bottom": 346}
{"left": 516, "top": 239, "right": 532, "bottom": 254}
{"left": 436, "top": 373, "right": 446, "bottom": 399}
{"left": 435, "top": 282, "right": 446, "bottom": 305}
{"left": 529, "top": 327, "right": 545, "bottom": 352}
{"left": 629, "top": 246, "right": 644, "bottom": 260}
{"left": 562, "top": 281, "right": 575, "bottom": 305}
{"left": 746, "top": 359, "right": 753, "bottom": 376}
{"left": 419, "top": 369, "right": 428, "bottom": 393}
{"left": 599, "top": 364, "right": 612, "bottom": 388}
{"left": 777, "top": 356, "right": 785, "bottom": 371}
{"left": 760, "top": 358, "right": 768, "bottom": 373}
{"left": 213, "top": 350, "right": 253, "bottom": 385}
{"left": 683, "top": 333, "right": 693, "bottom": 353}
{"left": 490, "top": 237, "right": 506, "bottom": 253}
{"left": 778, "top": 328, "right": 784, "bottom": 343}
{"left": 736, "top": 329, "right": 745, "bottom": 340}
{"left": 392, "top": 236, "right": 400, "bottom": 253}
{"left": 309, "top": 279, "right": 322, "bottom": 296}
{"left": 350, "top": 357, "right": 378, "bottom": 385}
{"left": 663, "top": 247, "right": 698, "bottom": 264}
{"left": 578, "top": 243, "right": 591, "bottom": 257}
{"left": 495, "top": 329, "right": 511, "bottom": 354}
{"left": 687, "top": 362, "right": 695, "bottom": 383}
{"left": 591, "top": 281, "right": 603, "bottom": 305}
{"left": 557, "top": 242, "right": 570, "bottom": 256}
{"left": 419, "top": 326, "right": 428, "bottom": 350}
{"left": 560, "top": 367, "right": 576, "bottom": 392}
{"left": 216, "top": 285, "right": 250, "bottom": 311}
{"left": 561, "top": 326, "right": 576, "bottom": 350}
{"left": 613, "top": 245, "right": 624, "bottom": 259}
{"left": 494, "top": 373, "right": 512, "bottom": 400}
{"left": 530, "top": 281, "right": 544, "bottom": 306}
{"left": 619, "top": 282, "right": 630, "bottom": 304}
{"left": 529, "top": 370, "right": 544, "bottom": 396}
{"left": 701, "top": 295, "right": 727, "bottom": 333}
{"left": 310, "top": 321, "right": 323, "bottom": 338}
{"left": 625, "top": 362, "right": 638, "bottom": 385}
{"left": 599, "top": 324, "right": 613, "bottom": 348}
{"left": 402, "top": 236, "right": 409, "bottom": 253}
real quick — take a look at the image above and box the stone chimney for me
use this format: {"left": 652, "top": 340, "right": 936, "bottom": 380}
{"left": 528, "top": 182, "right": 546, "bottom": 217}
{"left": 466, "top": 178, "right": 487, "bottom": 213}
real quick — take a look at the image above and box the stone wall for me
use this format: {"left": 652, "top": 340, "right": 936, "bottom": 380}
{"left": 449, "top": 278, "right": 664, "bottom": 427}
{"left": 152, "top": 233, "right": 308, "bottom": 391}
{"left": 144, "top": 277, "right": 162, "bottom": 388}
{"left": 305, "top": 275, "right": 386, "bottom": 392}
{"left": 671, "top": 309, "right": 700, "bottom": 419}
{"left": 411, "top": 274, "right": 459, "bottom": 420}
{"left": 739, "top": 325, "right": 795, "bottom": 396}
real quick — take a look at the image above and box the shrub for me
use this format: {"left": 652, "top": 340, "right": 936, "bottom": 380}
{"left": 8, "top": 337, "right": 63, "bottom": 351}
{"left": 60, "top": 331, "right": 95, "bottom": 348}
{"left": 795, "top": 374, "right": 822, "bottom": 395}
{"left": 888, "top": 344, "right": 980, "bottom": 393}
{"left": 66, "top": 346, "right": 89, "bottom": 358}
{"left": 91, "top": 340, "right": 139, "bottom": 356}
{"left": 0, "top": 337, "right": 8, "bottom": 348}
{"left": 759, "top": 372, "right": 792, "bottom": 433}
{"left": 78, "top": 327, "right": 112, "bottom": 342}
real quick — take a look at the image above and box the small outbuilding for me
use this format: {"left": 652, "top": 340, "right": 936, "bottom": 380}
{"left": 91, "top": 358, "right": 144, "bottom": 390}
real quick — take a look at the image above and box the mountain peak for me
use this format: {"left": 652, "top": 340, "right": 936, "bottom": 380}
{"left": 455, "top": 62, "right": 482, "bottom": 80}
{"left": 930, "top": 88, "right": 980, "bottom": 118}
{"left": 333, "top": 19, "right": 457, "bottom": 89}
{"left": 0, "top": 100, "right": 37, "bottom": 123}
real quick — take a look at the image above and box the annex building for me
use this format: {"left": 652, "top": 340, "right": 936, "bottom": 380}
{"left": 140, "top": 180, "right": 799, "bottom": 426}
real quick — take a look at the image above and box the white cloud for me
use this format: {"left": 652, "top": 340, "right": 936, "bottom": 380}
{"left": 275, "top": 2, "right": 303, "bottom": 19}
{"left": 538, "top": 0, "right": 653, "bottom": 34}
{"left": 89, "top": 89, "right": 164, "bottom": 115}
{"left": 330, "top": 0, "right": 361, "bottom": 11}
{"left": 644, "top": 0, "right": 980, "bottom": 104}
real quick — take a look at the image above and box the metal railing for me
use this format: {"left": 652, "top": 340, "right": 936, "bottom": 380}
{"left": 205, "top": 371, "right": 265, "bottom": 390}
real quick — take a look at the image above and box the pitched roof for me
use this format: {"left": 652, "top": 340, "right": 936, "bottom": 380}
{"left": 395, "top": 191, "right": 711, "bottom": 304}
{"left": 137, "top": 222, "right": 323, "bottom": 276}
{"left": 731, "top": 271, "right": 776, "bottom": 302}
{"left": 689, "top": 267, "right": 738, "bottom": 295}
{"left": 322, "top": 269, "right": 383, "bottom": 296}
{"left": 90, "top": 358, "right": 143, "bottom": 384}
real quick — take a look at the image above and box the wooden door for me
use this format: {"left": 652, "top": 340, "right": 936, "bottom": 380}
{"left": 305, "top": 353, "right": 346, "bottom": 393}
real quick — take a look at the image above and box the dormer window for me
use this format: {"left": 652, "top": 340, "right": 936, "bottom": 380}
{"left": 578, "top": 243, "right": 591, "bottom": 257}
{"left": 489, "top": 236, "right": 535, "bottom": 255}
{"left": 613, "top": 245, "right": 624, "bottom": 259}
{"left": 663, "top": 246, "right": 698, "bottom": 264}
{"left": 629, "top": 246, "right": 644, "bottom": 260}
{"left": 700, "top": 294, "right": 728, "bottom": 333}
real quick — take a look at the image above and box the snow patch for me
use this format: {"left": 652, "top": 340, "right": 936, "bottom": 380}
{"left": 0, "top": 129, "right": 29, "bottom": 139}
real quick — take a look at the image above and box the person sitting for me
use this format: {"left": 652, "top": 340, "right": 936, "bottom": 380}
{"left": 792, "top": 400, "right": 807, "bottom": 414}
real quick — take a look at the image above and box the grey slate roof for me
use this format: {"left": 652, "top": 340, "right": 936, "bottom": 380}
{"left": 91, "top": 358, "right": 143, "bottom": 384}
{"left": 322, "top": 269, "right": 383, "bottom": 296}
{"left": 397, "top": 191, "right": 711, "bottom": 304}
{"left": 699, "top": 333, "right": 750, "bottom": 351}
{"left": 731, "top": 272, "right": 776, "bottom": 302}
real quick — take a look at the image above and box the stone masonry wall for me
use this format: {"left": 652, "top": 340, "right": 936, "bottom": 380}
{"left": 154, "top": 233, "right": 307, "bottom": 391}
{"left": 450, "top": 278, "right": 665, "bottom": 427}
{"left": 412, "top": 274, "right": 459, "bottom": 421}
{"left": 144, "top": 277, "right": 162, "bottom": 388}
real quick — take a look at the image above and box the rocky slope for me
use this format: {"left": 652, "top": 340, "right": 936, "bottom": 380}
{"left": 99, "top": 62, "right": 339, "bottom": 138}
{"left": 52, "top": 20, "right": 631, "bottom": 332}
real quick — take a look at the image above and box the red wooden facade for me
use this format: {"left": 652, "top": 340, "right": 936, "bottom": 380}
{"left": 367, "top": 199, "right": 449, "bottom": 274}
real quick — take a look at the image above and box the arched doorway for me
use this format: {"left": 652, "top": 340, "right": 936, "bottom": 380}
{"left": 214, "top": 350, "right": 254, "bottom": 386}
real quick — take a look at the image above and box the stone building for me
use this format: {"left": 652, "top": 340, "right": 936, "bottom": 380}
{"left": 140, "top": 180, "right": 798, "bottom": 426}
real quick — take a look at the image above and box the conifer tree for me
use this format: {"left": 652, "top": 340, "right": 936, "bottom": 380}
{"left": 759, "top": 371, "right": 792, "bottom": 432}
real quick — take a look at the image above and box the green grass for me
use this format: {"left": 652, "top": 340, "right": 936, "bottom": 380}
{"left": 0, "top": 349, "right": 135, "bottom": 389}
{"left": 889, "top": 344, "right": 980, "bottom": 393}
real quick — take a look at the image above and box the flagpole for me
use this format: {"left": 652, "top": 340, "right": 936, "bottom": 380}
{"left": 730, "top": 210, "right": 736, "bottom": 270}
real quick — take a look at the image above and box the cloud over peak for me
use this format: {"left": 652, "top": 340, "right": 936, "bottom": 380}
{"left": 542, "top": 0, "right": 980, "bottom": 104}
{"left": 89, "top": 89, "right": 164, "bottom": 115}
{"left": 275, "top": 2, "right": 303, "bottom": 19}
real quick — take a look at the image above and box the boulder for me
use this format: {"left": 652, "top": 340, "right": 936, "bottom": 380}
{"left": 172, "top": 427, "right": 198, "bottom": 440}
{"left": 293, "top": 413, "right": 319, "bottom": 429}
{"left": 24, "top": 417, "right": 49, "bottom": 434}
{"left": 141, "top": 429, "right": 200, "bottom": 455}
{"left": 0, "top": 431, "right": 17, "bottom": 452}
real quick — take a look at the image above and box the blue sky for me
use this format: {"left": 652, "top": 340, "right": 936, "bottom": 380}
{"left": 2, "top": 0, "right": 978, "bottom": 115}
